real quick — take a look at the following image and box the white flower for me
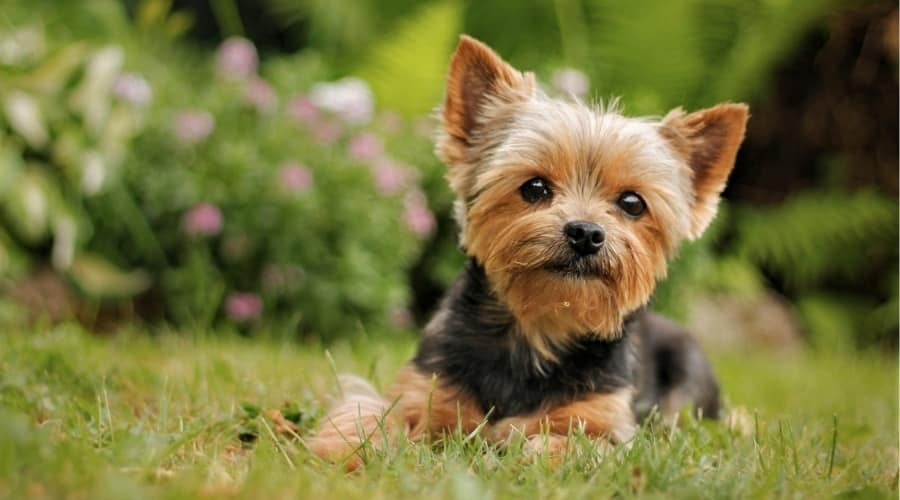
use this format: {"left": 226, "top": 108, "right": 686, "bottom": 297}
{"left": 309, "top": 78, "right": 374, "bottom": 125}
{"left": 0, "top": 239, "right": 7, "bottom": 273}
{"left": 112, "top": 73, "right": 152, "bottom": 106}
{"left": 552, "top": 68, "right": 590, "bottom": 98}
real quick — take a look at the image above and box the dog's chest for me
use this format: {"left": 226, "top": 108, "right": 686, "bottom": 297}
{"left": 414, "top": 329, "right": 634, "bottom": 420}
{"left": 412, "top": 261, "right": 638, "bottom": 419}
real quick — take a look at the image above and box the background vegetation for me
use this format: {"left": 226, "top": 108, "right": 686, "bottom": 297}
{"left": 1, "top": 0, "right": 896, "bottom": 349}
{"left": 2, "top": 0, "right": 896, "bottom": 350}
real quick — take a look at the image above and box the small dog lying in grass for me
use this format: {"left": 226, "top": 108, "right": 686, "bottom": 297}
{"left": 310, "top": 35, "right": 748, "bottom": 469}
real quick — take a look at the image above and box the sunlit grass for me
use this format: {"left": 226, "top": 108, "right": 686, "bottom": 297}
{"left": 0, "top": 325, "right": 896, "bottom": 499}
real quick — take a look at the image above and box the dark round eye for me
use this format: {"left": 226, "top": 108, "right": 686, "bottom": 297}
{"left": 519, "top": 177, "right": 552, "bottom": 203}
{"left": 617, "top": 192, "right": 646, "bottom": 217}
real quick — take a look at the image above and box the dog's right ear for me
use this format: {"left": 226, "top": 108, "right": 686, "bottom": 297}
{"left": 440, "top": 36, "right": 534, "bottom": 162}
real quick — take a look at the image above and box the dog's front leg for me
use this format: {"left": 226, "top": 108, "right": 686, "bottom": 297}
{"left": 387, "top": 364, "right": 486, "bottom": 440}
{"left": 309, "top": 366, "right": 485, "bottom": 469}
{"left": 307, "top": 374, "right": 401, "bottom": 470}
{"left": 489, "top": 388, "right": 637, "bottom": 461}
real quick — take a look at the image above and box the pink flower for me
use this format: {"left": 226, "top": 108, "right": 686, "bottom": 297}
{"left": 174, "top": 110, "right": 214, "bottom": 144}
{"left": 225, "top": 292, "right": 262, "bottom": 322}
{"left": 348, "top": 133, "right": 383, "bottom": 162}
{"left": 112, "top": 73, "right": 152, "bottom": 106}
{"left": 371, "top": 158, "right": 409, "bottom": 196}
{"left": 552, "top": 68, "right": 589, "bottom": 98}
{"left": 403, "top": 191, "right": 435, "bottom": 237}
{"left": 313, "top": 121, "right": 342, "bottom": 145}
{"left": 279, "top": 163, "right": 313, "bottom": 192}
{"left": 244, "top": 77, "right": 277, "bottom": 114}
{"left": 216, "top": 37, "right": 258, "bottom": 80}
{"left": 182, "top": 203, "right": 223, "bottom": 236}
{"left": 287, "top": 95, "right": 320, "bottom": 125}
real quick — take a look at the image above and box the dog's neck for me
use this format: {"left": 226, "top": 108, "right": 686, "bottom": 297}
{"left": 413, "top": 258, "right": 637, "bottom": 418}
{"left": 419, "top": 259, "right": 637, "bottom": 366}
{"left": 458, "top": 258, "right": 631, "bottom": 349}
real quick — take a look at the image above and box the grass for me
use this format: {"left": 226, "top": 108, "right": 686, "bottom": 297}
{"left": 0, "top": 324, "right": 896, "bottom": 499}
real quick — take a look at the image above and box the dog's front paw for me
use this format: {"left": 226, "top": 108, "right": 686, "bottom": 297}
{"left": 523, "top": 433, "right": 569, "bottom": 467}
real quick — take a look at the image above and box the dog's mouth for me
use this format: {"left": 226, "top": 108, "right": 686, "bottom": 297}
{"left": 543, "top": 258, "right": 609, "bottom": 281}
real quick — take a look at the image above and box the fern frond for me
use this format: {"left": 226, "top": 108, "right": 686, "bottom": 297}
{"left": 734, "top": 190, "right": 898, "bottom": 289}
{"left": 581, "top": 0, "right": 707, "bottom": 113}
{"left": 571, "top": 0, "right": 836, "bottom": 112}
{"left": 354, "top": 0, "right": 461, "bottom": 116}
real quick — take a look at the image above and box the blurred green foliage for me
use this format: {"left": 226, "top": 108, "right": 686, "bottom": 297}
{"left": 262, "top": 0, "right": 841, "bottom": 115}
{"left": 0, "top": 1, "right": 435, "bottom": 338}
{"left": 0, "top": 0, "right": 896, "bottom": 348}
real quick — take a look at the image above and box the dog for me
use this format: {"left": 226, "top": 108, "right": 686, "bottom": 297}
{"left": 309, "top": 35, "right": 748, "bottom": 469}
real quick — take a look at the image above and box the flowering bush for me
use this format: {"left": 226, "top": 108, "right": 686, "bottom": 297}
{"left": 0, "top": 26, "right": 439, "bottom": 338}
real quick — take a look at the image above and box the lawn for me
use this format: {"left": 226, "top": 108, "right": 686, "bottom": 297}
{"left": 0, "top": 325, "right": 896, "bottom": 499}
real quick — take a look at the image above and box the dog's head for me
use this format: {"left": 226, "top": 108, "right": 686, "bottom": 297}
{"left": 436, "top": 36, "right": 748, "bottom": 351}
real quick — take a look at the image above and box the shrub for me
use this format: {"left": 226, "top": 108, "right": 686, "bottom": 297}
{"left": 0, "top": 18, "right": 436, "bottom": 338}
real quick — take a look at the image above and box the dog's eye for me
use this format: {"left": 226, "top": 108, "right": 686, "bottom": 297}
{"left": 617, "top": 192, "right": 646, "bottom": 217}
{"left": 519, "top": 177, "right": 552, "bottom": 203}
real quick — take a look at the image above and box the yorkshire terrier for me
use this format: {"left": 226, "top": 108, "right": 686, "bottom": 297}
{"left": 309, "top": 35, "right": 748, "bottom": 468}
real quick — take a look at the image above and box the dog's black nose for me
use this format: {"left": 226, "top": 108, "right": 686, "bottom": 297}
{"left": 564, "top": 221, "right": 605, "bottom": 256}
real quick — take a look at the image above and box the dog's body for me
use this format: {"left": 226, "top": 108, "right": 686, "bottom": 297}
{"left": 414, "top": 258, "right": 721, "bottom": 423}
{"left": 309, "top": 36, "right": 747, "bottom": 469}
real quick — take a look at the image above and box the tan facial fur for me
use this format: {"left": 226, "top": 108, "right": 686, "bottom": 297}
{"left": 437, "top": 36, "right": 748, "bottom": 353}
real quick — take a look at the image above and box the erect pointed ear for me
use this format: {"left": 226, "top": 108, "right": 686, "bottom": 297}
{"left": 662, "top": 103, "right": 749, "bottom": 239}
{"left": 440, "top": 35, "right": 534, "bottom": 162}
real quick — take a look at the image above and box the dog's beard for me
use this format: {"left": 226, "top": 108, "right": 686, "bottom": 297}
{"left": 478, "top": 237, "right": 662, "bottom": 347}
{"left": 543, "top": 251, "right": 613, "bottom": 281}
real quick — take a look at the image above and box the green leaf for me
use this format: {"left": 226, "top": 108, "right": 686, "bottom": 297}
{"left": 0, "top": 142, "right": 25, "bottom": 201}
{"left": 17, "top": 43, "right": 92, "bottom": 96}
{"left": 734, "top": 190, "right": 898, "bottom": 289}
{"left": 136, "top": 0, "right": 173, "bottom": 29}
{"left": 3, "top": 91, "right": 48, "bottom": 149}
{"left": 582, "top": 0, "right": 707, "bottom": 113}
{"left": 66, "top": 253, "right": 151, "bottom": 300}
{"left": 240, "top": 402, "right": 261, "bottom": 418}
{"left": 4, "top": 168, "right": 53, "bottom": 243}
{"left": 355, "top": 0, "right": 461, "bottom": 116}
{"left": 164, "top": 10, "right": 194, "bottom": 39}
{"left": 0, "top": 226, "right": 28, "bottom": 279}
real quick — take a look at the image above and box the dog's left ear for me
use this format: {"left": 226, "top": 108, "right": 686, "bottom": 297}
{"left": 661, "top": 103, "right": 749, "bottom": 240}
